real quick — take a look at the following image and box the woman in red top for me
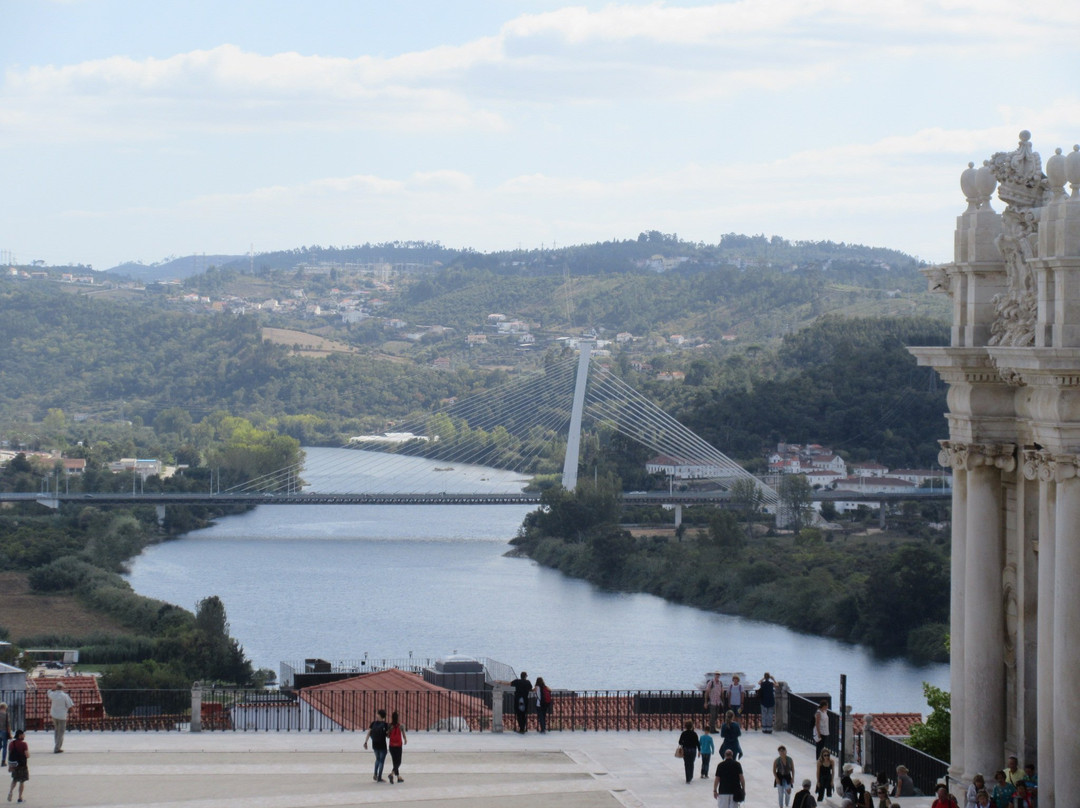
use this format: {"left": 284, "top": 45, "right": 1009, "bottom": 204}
{"left": 7, "top": 729, "right": 28, "bottom": 803}
{"left": 387, "top": 711, "right": 407, "bottom": 784}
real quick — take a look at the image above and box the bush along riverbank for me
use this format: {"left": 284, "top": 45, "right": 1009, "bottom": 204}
{"left": 511, "top": 479, "right": 950, "bottom": 663}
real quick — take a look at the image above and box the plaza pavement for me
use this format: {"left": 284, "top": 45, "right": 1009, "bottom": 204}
{"left": 18, "top": 727, "right": 933, "bottom": 808}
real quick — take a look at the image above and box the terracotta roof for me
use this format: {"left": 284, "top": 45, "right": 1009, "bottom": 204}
{"left": 854, "top": 712, "right": 922, "bottom": 736}
{"left": 26, "top": 674, "right": 103, "bottom": 729}
{"left": 299, "top": 668, "right": 488, "bottom": 731}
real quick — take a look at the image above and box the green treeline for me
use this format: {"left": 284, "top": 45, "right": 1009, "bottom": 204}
{"left": 669, "top": 316, "right": 950, "bottom": 468}
{"left": 513, "top": 479, "right": 950, "bottom": 663}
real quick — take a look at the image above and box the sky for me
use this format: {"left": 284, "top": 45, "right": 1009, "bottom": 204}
{"left": 2, "top": 0, "right": 1079, "bottom": 271}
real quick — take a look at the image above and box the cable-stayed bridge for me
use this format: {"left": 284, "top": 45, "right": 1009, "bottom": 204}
{"left": 4, "top": 344, "right": 947, "bottom": 511}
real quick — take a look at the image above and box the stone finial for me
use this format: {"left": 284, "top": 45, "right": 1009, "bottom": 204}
{"left": 975, "top": 160, "right": 997, "bottom": 209}
{"left": 1067, "top": 145, "right": 1080, "bottom": 198}
{"left": 961, "top": 162, "right": 979, "bottom": 211}
{"left": 1047, "top": 148, "right": 1068, "bottom": 199}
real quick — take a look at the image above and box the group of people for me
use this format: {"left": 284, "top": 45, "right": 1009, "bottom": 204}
{"left": 961, "top": 757, "right": 1038, "bottom": 808}
{"left": 703, "top": 672, "right": 777, "bottom": 733}
{"left": 510, "top": 671, "right": 553, "bottom": 733}
{"left": 361, "top": 709, "right": 407, "bottom": 784}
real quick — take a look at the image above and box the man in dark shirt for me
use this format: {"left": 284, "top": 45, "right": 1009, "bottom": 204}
{"left": 713, "top": 748, "right": 745, "bottom": 808}
{"left": 510, "top": 671, "right": 532, "bottom": 733}
{"left": 362, "top": 708, "right": 389, "bottom": 782}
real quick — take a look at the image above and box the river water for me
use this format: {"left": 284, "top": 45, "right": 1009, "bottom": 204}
{"left": 126, "top": 447, "right": 948, "bottom": 713}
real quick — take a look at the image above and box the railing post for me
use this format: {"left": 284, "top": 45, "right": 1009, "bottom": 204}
{"left": 190, "top": 681, "right": 202, "bottom": 732}
{"left": 776, "top": 681, "right": 789, "bottom": 732}
{"left": 492, "top": 684, "right": 506, "bottom": 733}
{"left": 843, "top": 704, "right": 854, "bottom": 763}
{"left": 862, "top": 715, "right": 874, "bottom": 774}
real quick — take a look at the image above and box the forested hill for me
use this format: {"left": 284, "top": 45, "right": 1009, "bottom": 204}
{"left": 676, "top": 316, "right": 950, "bottom": 468}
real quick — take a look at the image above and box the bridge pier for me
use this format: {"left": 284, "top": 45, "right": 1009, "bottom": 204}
{"left": 156, "top": 504, "right": 166, "bottom": 527}
{"left": 673, "top": 504, "right": 682, "bottom": 527}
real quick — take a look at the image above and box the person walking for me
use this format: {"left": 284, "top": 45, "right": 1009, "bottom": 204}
{"left": 386, "top": 711, "right": 407, "bottom": 784}
{"left": 6, "top": 730, "right": 28, "bottom": 804}
{"left": 362, "top": 708, "right": 389, "bottom": 782}
{"left": 699, "top": 728, "right": 714, "bottom": 780}
{"left": 713, "top": 748, "right": 745, "bottom": 808}
{"left": 0, "top": 704, "right": 10, "bottom": 767}
{"left": 718, "top": 710, "right": 743, "bottom": 760}
{"left": 676, "top": 720, "right": 699, "bottom": 784}
{"left": 774, "top": 744, "right": 795, "bottom": 807}
{"left": 816, "top": 748, "right": 835, "bottom": 802}
{"left": 511, "top": 672, "right": 532, "bottom": 733}
{"left": 759, "top": 673, "right": 776, "bottom": 733}
{"left": 533, "top": 677, "right": 552, "bottom": 733}
{"left": 812, "top": 700, "right": 830, "bottom": 758}
{"left": 47, "top": 682, "right": 74, "bottom": 753}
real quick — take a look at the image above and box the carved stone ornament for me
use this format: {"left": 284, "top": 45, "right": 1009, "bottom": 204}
{"left": 987, "top": 131, "right": 1049, "bottom": 348}
{"left": 939, "top": 440, "right": 1016, "bottom": 471}
{"left": 1021, "top": 448, "right": 1054, "bottom": 481}
{"left": 924, "top": 263, "right": 954, "bottom": 298}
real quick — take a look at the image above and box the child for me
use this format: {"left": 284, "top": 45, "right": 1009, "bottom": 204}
{"left": 7, "top": 729, "right": 28, "bottom": 803}
{"left": 698, "top": 729, "right": 714, "bottom": 779}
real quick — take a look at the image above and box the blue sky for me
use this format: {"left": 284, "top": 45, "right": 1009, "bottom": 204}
{"left": 2, "top": 0, "right": 1078, "bottom": 270}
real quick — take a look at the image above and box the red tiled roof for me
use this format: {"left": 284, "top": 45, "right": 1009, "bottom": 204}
{"left": 26, "top": 675, "right": 103, "bottom": 729}
{"left": 299, "top": 669, "right": 488, "bottom": 731}
{"left": 854, "top": 712, "right": 922, "bottom": 736}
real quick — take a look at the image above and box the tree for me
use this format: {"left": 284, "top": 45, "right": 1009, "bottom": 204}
{"left": 729, "top": 477, "right": 764, "bottom": 539}
{"left": 907, "top": 683, "right": 950, "bottom": 761}
{"left": 778, "top": 475, "right": 813, "bottom": 531}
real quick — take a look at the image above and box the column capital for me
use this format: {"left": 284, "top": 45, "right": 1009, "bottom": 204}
{"left": 1052, "top": 453, "right": 1080, "bottom": 482}
{"left": 940, "top": 440, "right": 1017, "bottom": 471}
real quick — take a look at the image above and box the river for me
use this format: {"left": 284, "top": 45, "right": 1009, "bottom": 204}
{"left": 126, "top": 447, "right": 948, "bottom": 713}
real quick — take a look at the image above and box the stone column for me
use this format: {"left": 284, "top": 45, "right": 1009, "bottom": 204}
{"left": 1053, "top": 460, "right": 1080, "bottom": 802}
{"left": 945, "top": 448, "right": 968, "bottom": 782}
{"left": 492, "top": 684, "right": 506, "bottom": 733}
{"left": 1035, "top": 457, "right": 1055, "bottom": 807}
{"left": 963, "top": 445, "right": 1010, "bottom": 778}
{"left": 190, "top": 681, "right": 202, "bottom": 733}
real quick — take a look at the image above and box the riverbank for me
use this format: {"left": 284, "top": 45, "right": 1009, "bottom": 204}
{"left": 512, "top": 509, "right": 951, "bottom": 664}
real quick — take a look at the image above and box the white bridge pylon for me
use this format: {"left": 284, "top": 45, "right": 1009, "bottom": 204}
{"left": 564, "top": 342, "right": 777, "bottom": 504}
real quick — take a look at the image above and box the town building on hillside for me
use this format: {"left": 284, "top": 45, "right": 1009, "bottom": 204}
{"left": 107, "top": 458, "right": 162, "bottom": 479}
{"left": 645, "top": 455, "right": 725, "bottom": 480}
{"left": 850, "top": 462, "right": 889, "bottom": 478}
{"left": 891, "top": 468, "right": 953, "bottom": 488}
{"left": 833, "top": 475, "right": 916, "bottom": 495}
{"left": 803, "top": 469, "right": 844, "bottom": 488}
{"left": 61, "top": 458, "right": 86, "bottom": 475}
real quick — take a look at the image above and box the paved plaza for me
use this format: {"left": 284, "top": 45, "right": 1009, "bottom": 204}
{"left": 13, "top": 727, "right": 933, "bottom": 808}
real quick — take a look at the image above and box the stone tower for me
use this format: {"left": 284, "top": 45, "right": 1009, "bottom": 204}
{"left": 911, "top": 131, "right": 1080, "bottom": 806}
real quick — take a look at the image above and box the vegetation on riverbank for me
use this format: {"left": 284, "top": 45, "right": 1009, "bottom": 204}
{"left": 512, "top": 479, "right": 950, "bottom": 663}
{"left": 0, "top": 415, "right": 298, "bottom": 686}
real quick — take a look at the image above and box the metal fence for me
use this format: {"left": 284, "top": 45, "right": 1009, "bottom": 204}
{"left": 13, "top": 686, "right": 770, "bottom": 733}
{"left": 786, "top": 693, "right": 839, "bottom": 755}
{"left": 865, "top": 729, "right": 948, "bottom": 796}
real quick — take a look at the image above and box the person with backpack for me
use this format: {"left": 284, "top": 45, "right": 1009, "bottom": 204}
{"left": 533, "top": 677, "right": 553, "bottom": 733}
{"left": 362, "top": 708, "right": 389, "bottom": 782}
{"left": 387, "top": 711, "right": 407, "bottom": 784}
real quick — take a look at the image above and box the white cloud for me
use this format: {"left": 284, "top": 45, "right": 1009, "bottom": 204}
{"left": 6, "top": 1, "right": 1073, "bottom": 142}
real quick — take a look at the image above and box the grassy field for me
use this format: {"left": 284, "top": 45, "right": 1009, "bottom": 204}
{"left": 260, "top": 327, "right": 358, "bottom": 356}
{"left": 0, "top": 572, "right": 133, "bottom": 643}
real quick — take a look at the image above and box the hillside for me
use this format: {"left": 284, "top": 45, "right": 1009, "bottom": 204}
{"left": 2, "top": 233, "right": 949, "bottom": 467}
